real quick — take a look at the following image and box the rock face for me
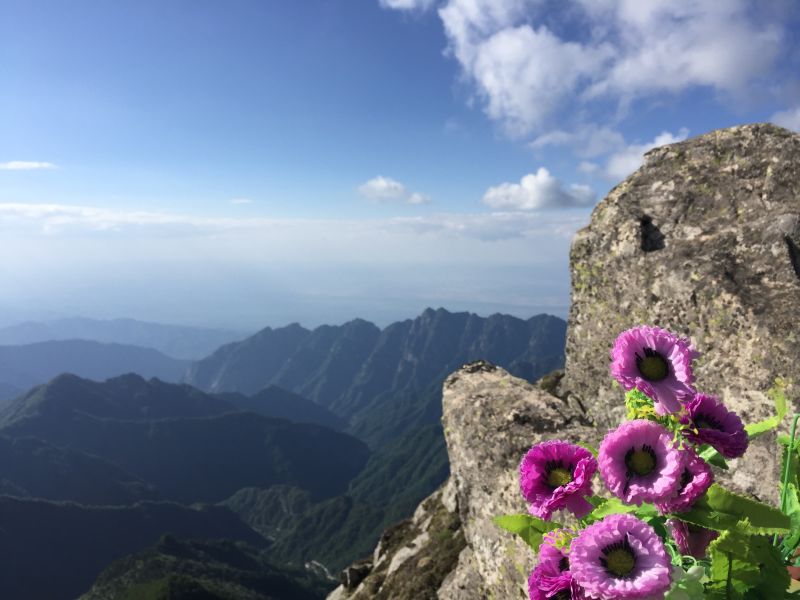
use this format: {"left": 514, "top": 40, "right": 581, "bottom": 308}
{"left": 561, "top": 123, "right": 800, "bottom": 501}
{"left": 328, "top": 362, "right": 596, "bottom": 599}
{"left": 440, "top": 362, "right": 595, "bottom": 599}
{"left": 327, "top": 478, "right": 466, "bottom": 599}
{"left": 330, "top": 123, "right": 800, "bottom": 598}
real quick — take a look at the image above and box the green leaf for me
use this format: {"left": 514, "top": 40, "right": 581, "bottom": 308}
{"left": 576, "top": 442, "right": 598, "bottom": 457}
{"left": 634, "top": 503, "right": 659, "bottom": 519}
{"left": 746, "top": 379, "right": 789, "bottom": 440}
{"left": 587, "top": 497, "right": 637, "bottom": 520}
{"left": 677, "top": 484, "right": 791, "bottom": 535}
{"left": 707, "top": 531, "right": 790, "bottom": 599}
{"left": 698, "top": 444, "right": 730, "bottom": 470}
{"left": 492, "top": 514, "right": 561, "bottom": 551}
{"left": 781, "top": 483, "right": 800, "bottom": 559}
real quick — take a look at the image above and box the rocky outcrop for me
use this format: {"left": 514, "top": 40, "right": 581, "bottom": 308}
{"left": 330, "top": 123, "right": 800, "bottom": 598}
{"left": 561, "top": 123, "right": 800, "bottom": 501}
{"left": 440, "top": 362, "right": 595, "bottom": 598}
{"left": 328, "top": 362, "right": 596, "bottom": 599}
{"left": 327, "top": 478, "right": 465, "bottom": 599}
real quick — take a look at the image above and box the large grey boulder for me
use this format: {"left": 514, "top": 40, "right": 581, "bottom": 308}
{"left": 561, "top": 123, "right": 800, "bottom": 501}
{"left": 440, "top": 361, "right": 595, "bottom": 599}
{"left": 326, "top": 478, "right": 465, "bottom": 600}
{"left": 330, "top": 123, "right": 800, "bottom": 599}
{"left": 328, "top": 362, "right": 595, "bottom": 599}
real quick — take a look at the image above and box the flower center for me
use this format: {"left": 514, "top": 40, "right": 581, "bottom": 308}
{"left": 694, "top": 412, "right": 724, "bottom": 431}
{"left": 625, "top": 445, "right": 657, "bottom": 476}
{"left": 547, "top": 467, "right": 573, "bottom": 488}
{"left": 678, "top": 468, "right": 693, "bottom": 494}
{"left": 553, "top": 591, "right": 571, "bottom": 600}
{"left": 544, "top": 460, "right": 573, "bottom": 488}
{"left": 600, "top": 539, "right": 637, "bottom": 578}
{"left": 559, "top": 556, "right": 569, "bottom": 572}
{"left": 635, "top": 347, "right": 669, "bottom": 381}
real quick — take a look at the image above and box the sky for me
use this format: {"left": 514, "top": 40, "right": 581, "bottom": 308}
{"left": 1, "top": 0, "right": 799, "bottom": 329}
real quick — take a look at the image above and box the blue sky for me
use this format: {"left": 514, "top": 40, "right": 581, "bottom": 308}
{"left": 1, "top": 0, "right": 799, "bottom": 329}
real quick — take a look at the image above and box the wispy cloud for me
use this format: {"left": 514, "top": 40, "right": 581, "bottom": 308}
{"left": 229, "top": 198, "right": 254, "bottom": 205}
{"left": 603, "top": 128, "right": 689, "bottom": 181}
{"left": 482, "top": 168, "right": 595, "bottom": 210}
{"left": 358, "top": 175, "right": 432, "bottom": 205}
{"left": 0, "top": 161, "right": 58, "bottom": 171}
{"left": 379, "top": 0, "right": 436, "bottom": 9}
{"left": 771, "top": 106, "right": 800, "bottom": 132}
{"left": 381, "top": 1, "right": 788, "bottom": 137}
{"left": 0, "top": 202, "right": 584, "bottom": 243}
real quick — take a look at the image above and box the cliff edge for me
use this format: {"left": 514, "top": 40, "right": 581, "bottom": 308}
{"left": 329, "top": 123, "right": 800, "bottom": 598}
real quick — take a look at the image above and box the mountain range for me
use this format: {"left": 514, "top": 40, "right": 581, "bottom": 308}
{"left": 0, "top": 307, "right": 567, "bottom": 598}
{"left": 0, "top": 317, "right": 247, "bottom": 359}
{"left": 0, "top": 340, "right": 189, "bottom": 400}
{"left": 187, "top": 308, "right": 566, "bottom": 447}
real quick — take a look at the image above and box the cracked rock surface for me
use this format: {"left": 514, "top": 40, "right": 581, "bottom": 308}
{"left": 330, "top": 123, "right": 800, "bottom": 598}
{"left": 561, "top": 123, "right": 800, "bottom": 502}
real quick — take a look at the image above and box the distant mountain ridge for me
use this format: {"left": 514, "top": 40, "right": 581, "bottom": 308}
{"left": 0, "top": 496, "right": 267, "bottom": 600}
{"left": 0, "top": 340, "right": 190, "bottom": 399}
{"left": 183, "top": 308, "right": 566, "bottom": 575}
{"left": 0, "top": 374, "right": 368, "bottom": 504}
{"left": 0, "top": 317, "right": 247, "bottom": 359}
{"left": 186, "top": 307, "right": 567, "bottom": 447}
{"left": 0, "top": 308, "right": 568, "bottom": 597}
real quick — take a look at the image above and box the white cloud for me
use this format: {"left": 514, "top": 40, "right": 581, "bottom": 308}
{"left": 0, "top": 202, "right": 585, "bottom": 244}
{"left": 578, "top": 161, "right": 599, "bottom": 175}
{"left": 229, "top": 198, "right": 253, "bottom": 205}
{"left": 407, "top": 192, "right": 432, "bottom": 205}
{"left": 482, "top": 168, "right": 596, "bottom": 210}
{"left": 580, "top": 0, "right": 783, "bottom": 101}
{"left": 771, "top": 106, "right": 800, "bottom": 132}
{"left": 358, "top": 175, "right": 432, "bottom": 205}
{"left": 0, "top": 161, "right": 57, "bottom": 171}
{"left": 531, "top": 125, "right": 626, "bottom": 158}
{"left": 379, "top": 0, "right": 436, "bottom": 10}
{"left": 458, "top": 24, "right": 611, "bottom": 136}
{"left": 358, "top": 176, "right": 407, "bottom": 200}
{"left": 604, "top": 128, "right": 689, "bottom": 181}
{"left": 401, "top": 0, "right": 789, "bottom": 136}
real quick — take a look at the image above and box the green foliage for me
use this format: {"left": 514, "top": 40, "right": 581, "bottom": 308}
{"left": 625, "top": 388, "right": 657, "bottom": 420}
{"left": 697, "top": 445, "right": 729, "bottom": 470}
{"left": 707, "top": 531, "right": 789, "bottom": 599}
{"left": 492, "top": 514, "right": 561, "bottom": 551}
{"left": 665, "top": 565, "right": 707, "bottom": 599}
{"left": 744, "top": 378, "right": 788, "bottom": 440}
{"left": 677, "top": 484, "right": 790, "bottom": 535}
{"left": 623, "top": 389, "right": 688, "bottom": 443}
{"left": 586, "top": 496, "right": 637, "bottom": 520}
{"left": 780, "top": 483, "right": 800, "bottom": 561}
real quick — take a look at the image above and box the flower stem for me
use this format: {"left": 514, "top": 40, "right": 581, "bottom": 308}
{"left": 775, "top": 414, "right": 800, "bottom": 546}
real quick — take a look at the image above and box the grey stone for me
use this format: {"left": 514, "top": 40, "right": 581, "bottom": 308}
{"left": 326, "top": 481, "right": 465, "bottom": 600}
{"left": 441, "top": 362, "right": 597, "bottom": 599}
{"left": 561, "top": 123, "right": 800, "bottom": 502}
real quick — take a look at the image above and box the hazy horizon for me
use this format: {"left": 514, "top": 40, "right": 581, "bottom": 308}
{"left": 3, "top": 1, "right": 799, "bottom": 331}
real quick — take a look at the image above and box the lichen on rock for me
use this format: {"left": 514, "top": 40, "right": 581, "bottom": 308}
{"left": 561, "top": 123, "right": 800, "bottom": 502}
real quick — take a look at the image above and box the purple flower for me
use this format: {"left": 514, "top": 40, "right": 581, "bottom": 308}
{"left": 520, "top": 441, "right": 597, "bottom": 520}
{"left": 680, "top": 393, "right": 748, "bottom": 458}
{"left": 528, "top": 566, "right": 574, "bottom": 600}
{"left": 570, "top": 514, "right": 672, "bottom": 600}
{"left": 611, "top": 326, "right": 698, "bottom": 415}
{"left": 656, "top": 448, "right": 713, "bottom": 514}
{"left": 667, "top": 519, "right": 718, "bottom": 559}
{"left": 539, "top": 529, "right": 572, "bottom": 575}
{"left": 599, "top": 420, "right": 685, "bottom": 505}
{"left": 529, "top": 533, "right": 585, "bottom": 600}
